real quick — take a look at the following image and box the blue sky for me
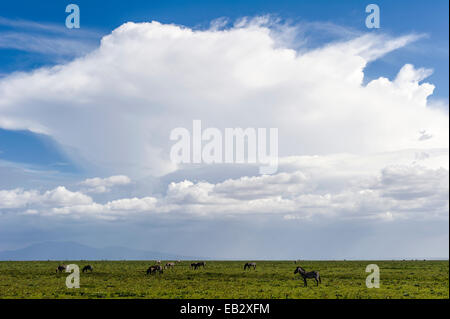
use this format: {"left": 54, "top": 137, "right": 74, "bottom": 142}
{"left": 0, "top": 1, "right": 448, "bottom": 259}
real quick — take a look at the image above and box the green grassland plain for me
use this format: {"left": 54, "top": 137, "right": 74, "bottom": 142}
{"left": 0, "top": 260, "right": 448, "bottom": 299}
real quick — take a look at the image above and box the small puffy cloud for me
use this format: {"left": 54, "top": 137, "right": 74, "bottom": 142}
{"left": 0, "top": 189, "right": 40, "bottom": 209}
{"left": 42, "top": 186, "right": 93, "bottom": 206}
{"left": 49, "top": 196, "right": 158, "bottom": 220}
{"left": 0, "top": 186, "right": 92, "bottom": 209}
{"left": 167, "top": 180, "right": 216, "bottom": 204}
{"left": 106, "top": 197, "right": 157, "bottom": 211}
{"left": 419, "top": 130, "right": 433, "bottom": 141}
{"left": 80, "top": 175, "right": 131, "bottom": 193}
{"left": 214, "top": 171, "right": 308, "bottom": 200}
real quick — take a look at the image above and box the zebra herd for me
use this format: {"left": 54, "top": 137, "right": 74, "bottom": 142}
{"left": 55, "top": 264, "right": 93, "bottom": 273}
{"left": 145, "top": 261, "right": 206, "bottom": 274}
{"left": 56, "top": 261, "right": 322, "bottom": 287}
{"left": 146, "top": 261, "right": 181, "bottom": 274}
{"left": 145, "top": 261, "right": 322, "bottom": 286}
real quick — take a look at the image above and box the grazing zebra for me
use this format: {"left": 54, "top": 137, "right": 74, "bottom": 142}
{"left": 146, "top": 266, "right": 155, "bottom": 275}
{"left": 198, "top": 262, "right": 206, "bottom": 268}
{"left": 165, "top": 262, "right": 175, "bottom": 269}
{"left": 146, "top": 265, "right": 163, "bottom": 275}
{"left": 244, "top": 262, "right": 256, "bottom": 270}
{"left": 191, "top": 262, "right": 206, "bottom": 270}
{"left": 82, "top": 265, "right": 93, "bottom": 273}
{"left": 294, "top": 266, "right": 321, "bottom": 287}
{"left": 56, "top": 264, "right": 66, "bottom": 273}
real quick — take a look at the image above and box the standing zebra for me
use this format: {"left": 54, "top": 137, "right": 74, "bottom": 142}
{"left": 294, "top": 266, "right": 321, "bottom": 287}
{"left": 82, "top": 265, "right": 93, "bottom": 273}
{"left": 165, "top": 262, "right": 175, "bottom": 269}
{"left": 147, "top": 265, "right": 163, "bottom": 275}
{"left": 56, "top": 264, "right": 66, "bottom": 273}
{"left": 191, "top": 262, "right": 206, "bottom": 270}
{"left": 244, "top": 262, "right": 256, "bottom": 270}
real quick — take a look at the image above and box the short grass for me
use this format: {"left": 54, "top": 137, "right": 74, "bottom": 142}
{"left": 0, "top": 260, "right": 448, "bottom": 299}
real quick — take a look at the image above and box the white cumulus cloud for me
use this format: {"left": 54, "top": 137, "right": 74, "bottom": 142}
{"left": 80, "top": 175, "right": 131, "bottom": 193}
{"left": 0, "top": 19, "right": 447, "bottom": 179}
{"left": 0, "top": 186, "right": 92, "bottom": 209}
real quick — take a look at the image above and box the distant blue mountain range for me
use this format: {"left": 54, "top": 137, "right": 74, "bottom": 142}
{"left": 0, "top": 241, "right": 203, "bottom": 261}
